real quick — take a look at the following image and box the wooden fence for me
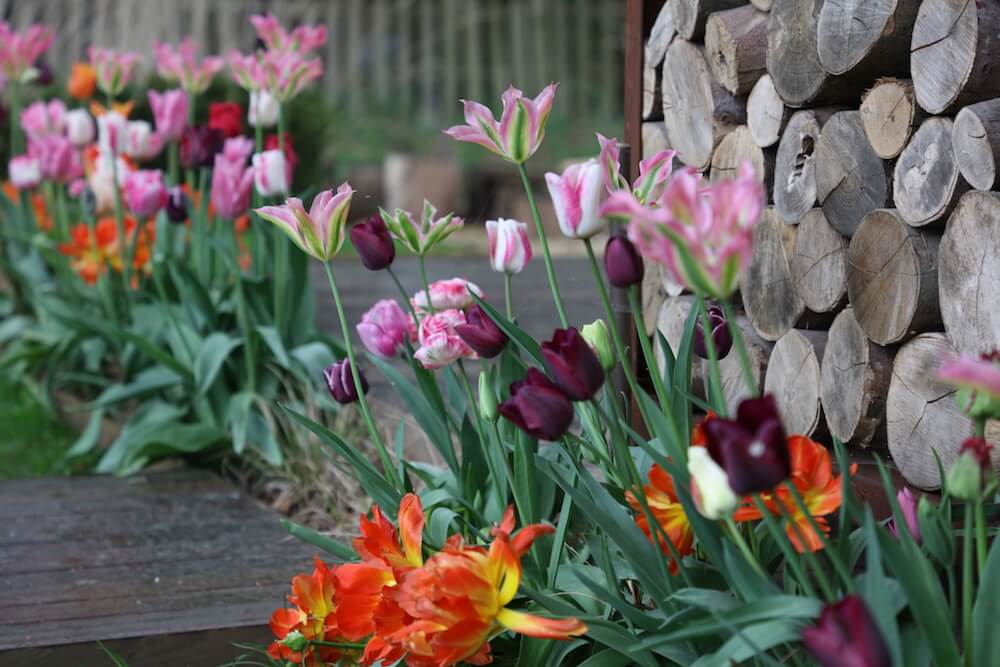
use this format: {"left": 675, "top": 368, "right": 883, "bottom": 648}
{"left": 1, "top": 0, "right": 624, "bottom": 121}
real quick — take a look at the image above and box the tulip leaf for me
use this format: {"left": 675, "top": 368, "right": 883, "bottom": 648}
{"left": 255, "top": 325, "right": 292, "bottom": 369}
{"left": 973, "top": 532, "right": 1000, "bottom": 665}
{"left": 859, "top": 508, "right": 904, "bottom": 666}
{"left": 429, "top": 506, "right": 460, "bottom": 546}
{"left": 193, "top": 333, "right": 243, "bottom": 395}
{"left": 281, "top": 519, "right": 355, "bottom": 561}
{"left": 581, "top": 619, "right": 661, "bottom": 667}
{"left": 64, "top": 408, "right": 106, "bottom": 458}
{"left": 690, "top": 620, "right": 801, "bottom": 667}
{"left": 470, "top": 293, "right": 545, "bottom": 367}
{"left": 574, "top": 648, "right": 639, "bottom": 667}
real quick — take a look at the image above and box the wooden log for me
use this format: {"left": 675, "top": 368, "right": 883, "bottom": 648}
{"left": 642, "top": 63, "right": 663, "bottom": 121}
{"left": 911, "top": 0, "right": 1000, "bottom": 115}
{"left": 893, "top": 117, "right": 968, "bottom": 228}
{"left": 740, "top": 208, "right": 805, "bottom": 341}
{"left": 790, "top": 208, "right": 848, "bottom": 314}
{"left": 751, "top": 0, "right": 772, "bottom": 10}
{"left": 846, "top": 209, "right": 942, "bottom": 345}
{"left": 709, "top": 125, "right": 775, "bottom": 194}
{"left": 642, "top": 121, "right": 672, "bottom": 158}
{"left": 773, "top": 109, "right": 836, "bottom": 224}
{"left": 860, "top": 78, "right": 925, "bottom": 159}
{"left": 952, "top": 99, "right": 1000, "bottom": 190}
{"left": 672, "top": 0, "right": 746, "bottom": 41}
{"left": 747, "top": 74, "right": 789, "bottom": 148}
{"left": 641, "top": 262, "right": 667, "bottom": 337}
{"left": 820, "top": 307, "right": 894, "bottom": 448}
{"left": 887, "top": 333, "right": 1000, "bottom": 490}
{"left": 661, "top": 39, "right": 746, "bottom": 170}
{"left": 719, "top": 315, "right": 772, "bottom": 417}
{"left": 764, "top": 329, "right": 827, "bottom": 437}
{"left": 938, "top": 191, "right": 1000, "bottom": 355}
{"left": 816, "top": 0, "right": 919, "bottom": 77}
{"left": 815, "top": 110, "right": 892, "bottom": 237}
{"left": 704, "top": 5, "right": 768, "bottom": 95}
{"left": 642, "top": 2, "right": 676, "bottom": 121}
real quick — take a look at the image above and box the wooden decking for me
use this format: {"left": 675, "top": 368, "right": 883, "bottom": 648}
{"left": 0, "top": 468, "right": 315, "bottom": 666}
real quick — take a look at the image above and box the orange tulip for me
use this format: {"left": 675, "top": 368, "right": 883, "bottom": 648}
{"left": 67, "top": 62, "right": 97, "bottom": 100}
{"left": 626, "top": 464, "right": 694, "bottom": 574}
{"left": 58, "top": 216, "right": 154, "bottom": 285}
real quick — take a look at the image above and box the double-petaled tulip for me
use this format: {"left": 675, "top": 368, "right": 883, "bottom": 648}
{"left": 0, "top": 22, "right": 55, "bottom": 81}
{"left": 938, "top": 351, "right": 1000, "bottom": 422}
{"left": 165, "top": 186, "right": 188, "bottom": 224}
{"left": 153, "top": 38, "right": 224, "bottom": 94}
{"left": 694, "top": 303, "right": 733, "bottom": 360}
{"left": 20, "top": 99, "right": 65, "bottom": 142}
{"left": 581, "top": 319, "right": 615, "bottom": 373}
{"left": 412, "top": 277, "right": 483, "bottom": 313}
{"left": 380, "top": 200, "right": 463, "bottom": 256}
{"left": 499, "top": 368, "right": 574, "bottom": 441}
{"left": 210, "top": 153, "right": 254, "bottom": 221}
{"left": 887, "top": 488, "right": 921, "bottom": 544}
{"left": 67, "top": 62, "right": 97, "bottom": 100}
{"left": 88, "top": 46, "right": 142, "bottom": 97}
{"left": 414, "top": 309, "right": 476, "bottom": 369}
{"left": 455, "top": 304, "right": 508, "bottom": 358}
{"left": 545, "top": 159, "right": 606, "bottom": 239}
{"left": 124, "top": 121, "right": 164, "bottom": 161}
{"left": 541, "top": 327, "right": 604, "bottom": 401}
{"left": 604, "top": 234, "right": 644, "bottom": 287}
{"left": 148, "top": 89, "right": 188, "bottom": 143}
{"left": 249, "top": 89, "right": 280, "bottom": 128}
{"left": 350, "top": 213, "right": 396, "bottom": 270}
{"left": 123, "top": 170, "right": 168, "bottom": 219}
{"left": 65, "top": 109, "right": 95, "bottom": 147}
{"left": 356, "top": 299, "right": 415, "bottom": 358}
{"left": 323, "top": 359, "right": 368, "bottom": 404}
{"left": 96, "top": 110, "right": 128, "bottom": 155}
{"left": 8, "top": 155, "right": 40, "bottom": 189}
{"left": 252, "top": 149, "right": 288, "bottom": 196}
{"left": 945, "top": 437, "right": 997, "bottom": 502}
{"left": 180, "top": 125, "right": 224, "bottom": 168}
{"left": 33, "top": 134, "right": 78, "bottom": 182}
{"left": 486, "top": 217, "right": 532, "bottom": 274}
{"left": 688, "top": 446, "right": 739, "bottom": 520}
{"left": 444, "top": 83, "right": 557, "bottom": 164}
{"left": 702, "top": 394, "right": 790, "bottom": 495}
{"left": 802, "top": 595, "right": 891, "bottom": 667}
{"left": 255, "top": 183, "right": 354, "bottom": 262}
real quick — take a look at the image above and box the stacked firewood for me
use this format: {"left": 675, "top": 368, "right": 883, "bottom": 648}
{"left": 640, "top": 0, "right": 1000, "bottom": 490}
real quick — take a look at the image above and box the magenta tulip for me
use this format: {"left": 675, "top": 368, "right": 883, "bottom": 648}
{"left": 541, "top": 327, "right": 604, "bottom": 401}
{"left": 455, "top": 304, "right": 508, "bottom": 358}
{"left": 33, "top": 134, "right": 78, "bottom": 182}
{"left": 211, "top": 154, "right": 254, "bottom": 221}
{"left": 148, "top": 89, "right": 188, "bottom": 143}
{"left": 123, "top": 170, "right": 168, "bottom": 219}
{"left": 153, "top": 38, "right": 224, "bottom": 94}
{"left": 20, "top": 99, "right": 65, "bottom": 142}
{"left": 886, "top": 488, "right": 920, "bottom": 544}
{"left": 0, "top": 22, "right": 55, "bottom": 81}
{"left": 356, "top": 299, "right": 416, "bottom": 358}
{"left": 802, "top": 596, "right": 891, "bottom": 667}
{"left": 702, "top": 395, "right": 790, "bottom": 495}
{"left": 499, "top": 368, "right": 574, "bottom": 441}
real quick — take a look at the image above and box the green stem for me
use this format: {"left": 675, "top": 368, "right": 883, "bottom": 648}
{"left": 417, "top": 254, "right": 435, "bottom": 315}
{"left": 109, "top": 148, "right": 129, "bottom": 286}
{"left": 964, "top": 502, "right": 974, "bottom": 667}
{"left": 590, "top": 397, "right": 639, "bottom": 489}
{"left": 456, "top": 359, "right": 504, "bottom": 512}
{"left": 229, "top": 223, "right": 257, "bottom": 393}
{"left": 975, "top": 500, "right": 987, "bottom": 576}
{"left": 251, "top": 121, "right": 266, "bottom": 273}
{"left": 323, "top": 262, "right": 401, "bottom": 488}
{"left": 504, "top": 272, "right": 514, "bottom": 320}
{"left": 195, "top": 168, "right": 211, "bottom": 284}
{"left": 753, "top": 495, "right": 816, "bottom": 598}
{"left": 8, "top": 81, "right": 23, "bottom": 155}
{"left": 309, "top": 640, "right": 367, "bottom": 650}
{"left": 167, "top": 141, "right": 179, "bottom": 187}
{"left": 387, "top": 265, "right": 420, "bottom": 324}
{"left": 785, "top": 482, "right": 854, "bottom": 591}
{"left": 774, "top": 499, "right": 836, "bottom": 601}
{"left": 725, "top": 517, "right": 766, "bottom": 578}
{"left": 697, "top": 298, "right": 727, "bottom": 417}
{"left": 627, "top": 286, "right": 669, "bottom": 412}
{"left": 721, "top": 299, "right": 758, "bottom": 398}
{"left": 517, "top": 163, "right": 568, "bottom": 327}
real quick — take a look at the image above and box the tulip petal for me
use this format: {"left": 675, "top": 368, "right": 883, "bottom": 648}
{"left": 495, "top": 609, "right": 588, "bottom": 639}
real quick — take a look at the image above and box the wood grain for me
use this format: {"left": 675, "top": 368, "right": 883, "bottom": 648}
{"left": 893, "top": 117, "right": 968, "bottom": 228}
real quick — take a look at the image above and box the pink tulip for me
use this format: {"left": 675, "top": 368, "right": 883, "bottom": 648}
{"left": 414, "top": 309, "right": 477, "bottom": 370}
{"left": 887, "top": 488, "right": 921, "bottom": 544}
{"left": 545, "top": 159, "right": 606, "bottom": 239}
{"left": 88, "top": 46, "right": 142, "bottom": 97}
{"left": 486, "top": 218, "right": 532, "bottom": 274}
{"left": 598, "top": 132, "right": 676, "bottom": 202}
{"left": 8, "top": 155, "right": 41, "bottom": 189}
{"left": 65, "top": 109, "right": 95, "bottom": 147}
{"left": 444, "top": 83, "right": 558, "bottom": 164}
{"left": 356, "top": 299, "right": 417, "bottom": 358}
{"left": 123, "top": 170, "right": 168, "bottom": 219}
{"left": 148, "top": 89, "right": 188, "bottom": 143}
{"left": 259, "top": 49, "right": 323, "bottom": 101}
{"left": 255, "top": 184, "right": 354, "bottom": 261}
{"left": 31, "top": 134, "right": 79, "bottom": 182}
{"left": 20, "top": 99, "right": 65, "bottom": 142}
{"left": 227, "top": 50, "right": 268, "bottom": 92}
{"left": 252, "top": 149, "right": 289, "bottom": 196}
{"left": 412, "top": 278, "right": 484, "bottom": 313}
{"left": 124, "top": 121, "right": 164, "bottom": 161}
{"left": 211, "top": 154, "right": 254, "bottom": 221}
{"left": 153, "top": 39, "right": 224, "bottom": 94}
{"left": 96, "top": 111, "right": 128, "bottom": 155}
{"left": 222, "top": 137, "right": 255, "bottom": 165}
{"left": 939, "top": 353, "right": 1000, "bottom": 400}
{"left": 0, "top": 22, "right": 55, "bottom": 80}
{"left": 249, "top": 13, "right": 327, "bottom": 55}
{"left": 597, "top": 133, "right": 625, "bottom": 193}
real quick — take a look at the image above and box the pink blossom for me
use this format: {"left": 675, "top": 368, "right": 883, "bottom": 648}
{"left": 414, "top": 309, "right": 477, "bottom": 369}
{"left": 545, "top": 159, "right": 605, "bottom": 239}
{"left": 20, "top": 99, "right": 66, "bottom": 142}
{"left": 227, "top": 50, "right": 268, "bottom": 92}
{"left": 124, "top": 121, "right": 164, "bottom": 161}
{"left": 486, "top": 218, "right": 532, "bottom": 274}
{"left": 598, "top": 132, "right": 676, "bottom": 202}
{"left": 887, "top": 488, "right": 921, "bottom": 544}
{"left": 148, "top": 89, "right": 188, "bottom": 142}
{"left": 939, "top": 353, "right": 1000, "bottom": 400}
{"left": 96, "top": 111, "right": 128, "bottom": 155}
{"left": 153, "top": 39, "right": 224, "bottom": 94}
{"left": 411, "top": 278, "right": 484, "bottom": 313}
{"left": 0, "top": 22, "right": 55, "bottom": 80}
{"left": 88, "top": 46, "right": 142, "bottom": 97}
{"left": 8, "top": 155, "right": 41, "bottom": 189}
{"left": 211, "top": 154, "right": 254, "bottom": 221}
{"left": 65, "top": 109, "right": 95, "bottom": 147}
{"left": 87, "top": 149, "right": 133, "bottom": 214}
{"left": 356, "top": 299, "right": 417, "bottom": 358}
{"left": 30, "top": 134, "right": 79, "bottom": 182}
{"left": 124, "top": 170, "right": 168, "bottom": 219}
{"left": 255, "top": 184, "right": 355, "bottom": 261}
{"left": 222, "top": 137, "right": 255, "bottom": 165}
{"left": 252, "top": 149, "right": 288, "bottom": 196}
{"left": 259, "top": 49, "right": 323, "bottom": 101}
{"left": 249, "top": 13, "right": 327, "bottom": 55}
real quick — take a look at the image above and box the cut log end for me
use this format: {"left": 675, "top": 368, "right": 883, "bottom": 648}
{"left": 710, "top": 125, "right": 774, "bottom": 195}
{"left": 747, "top": 74, "right": 789, "bottom": 148}
{"left": 860, "top": 78, "right": 921, "bottom": 159}
{"left": 817, "top": 0, "right": 920, "bottom": 77}
{"left": 790, "top": 208, "right": 847, "bottom": 314}
{"left": 704, "top": 5, "right": 768, "bottom": 96}
{"left": 764, "top": 329, "right": 826, "bottom": 437}
{"left": 953, "top": 99, "right": 1000, "bottom": 190}
{"left": 893, "top": 117, "right": 967, "bottom": 228}
{"left": 673, "top": 0, "right": 746, "bottom": 41}
{"left": 740, "top": 209, "right": 805, "bottom": 341}
{"left": 773, "top": 110, "right": 829, "bottom": 224}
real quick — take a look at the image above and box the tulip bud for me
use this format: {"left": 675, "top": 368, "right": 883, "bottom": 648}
{"left": 946, "top": 437, "right": 996, "bottom": 501}
{"left": 541, "top": 327, "right": 604, "bottom": 401}
{"left": 350, "top": 213, "right": 396, "bottom": 270}
{"left": 688, "top": 446, "right": 738, "bottom": 519}
{"left": 281, "top": 630, "right": 309, "bottom": 653}
{"left": 886, "top": 488, "right": 920, "bottom": 544}
{"left": 604, "top": 235, "right": 644, "bottom": 288}
{"left": 694, "top": 303, "right": 733, "bottom": 360}
{"left": 65, "top": 109, "right": 95, "bottom": 148}
{"left": 802, "top": 596, "right": 891, "bottom": 667}
{"left": 8, "top": 155, "right": 41, "bottom": 189}
{"left": 454, "top": 304, "right": 508, "bottom": 359}
{"left": 581, "top": 319, "right": 615, "bottom": 373}
{"left": 498, "top": 368, "right": 574, "bottom": 441}
{"left": 249, "top": 89, "right": 280, "bottom": 128}
{"left": 486, "top": 218, "right": 532, "bottom": 274}
{"left": 478, "top": 370, "right": 498, "bottom": 423}
{"left": 165, "top": 186, "right": 189, "bottom": 224}
{"left": 253, "top": 149, "right": 289, "bottom": 197}
{"left": 323, "top": 359, "right": 368, "bottom": 404}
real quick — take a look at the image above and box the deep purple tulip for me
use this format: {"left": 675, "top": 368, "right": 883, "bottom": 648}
{"left": 165, "top": 186, "right": 189, "bottom": 224}
{"left": 702, "top": 394, "right": 790, "bottom": 495}
{"left": 694, "top": 303, "right": 733, "bottom": 359}
{"left": 541, "top": 327, "right": 604, "bottom": 401}
{"left": 802, "top": 595, "right": 891, "bottom": 667}
{"left": 454, "top": 304, "right": 508, "bottom": 358}
{"left": 180, "top": 125, "right": 225, "bottom": 169}
{"left": 323, "top": 359, "right": 368, "bottom": 405}
{"left": 34, "top": 60, "right": 54, "bottom": 86}
{"left": 498, "top": 368, "right": 574, "bottom": 441}
{"left": 604, "top": 234, "right": 644, "bottom": 288}
{"left": 350, "top": 213, "right": 396, "bottom": 270}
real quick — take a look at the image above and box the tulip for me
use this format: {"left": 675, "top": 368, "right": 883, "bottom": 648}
{"left": 356, "top": 299, "right": 415, "bottom": 358}
{"left": 88, "top": 46, "right": 142, "bottom": 97}
{"left": 414, "top": 309, "right": 476, "bottom": 369}
{"left": 499, "top": 368, "right": 574, "bottom": 441}
{"left": 148, "top": 89, "right": 188, "bottom": 143}
{"left": 324, "top": 359, "right": 368, "bottom": 404}
{"left": 486, "top": 217, "right": 532, "bottom": 274}
{"left": 222, "top": 136, "right": 254, "bottom": 165}
{"left": 694, "top": 303, "right": 733, "bottom": 360}
{"left": 350, "top": 213, "right": 396, "bottom": 270}
{"left": 124, "top": 170, "right": 168, "bottom": 219}
{"left": 455, "top": 304, "right": 508, "bottom": 358}
{"left": 541, "top": 327, "right": 604, "bottom": 401}
{"left": 945, "top": 437, "right": 997, "bottom": 502}
{"left": 67, "top": 62, "right": 97, "bottom": 100}
{"left": 264, "top": 132, "right": 297, "bottom": 181}
{"left": 581, "top": 319, "right": 615, "bottom": 373}
{"left": 252, "top": 149, "right": 288, "bottom": 197}
{"left": 702, "top": 395, "right": 790, "bottom": 495}
{"left": 87, "top": 150, "right": 133, "bottom": 214}
{"left": 412, "top": 278, "right": 484, "bottom": 313}
{"left": 208, "top": 101, "right": 244, "bottom": 139}
{"left": 249, "top": 89, "right": 280, "bottom": 128}
{"left": 887, "top": 488, "right": 921, "bottom": 544}
{"left": 0, "top": 22, "right": 55, "bottom": 81}
{"left": 210, "top": 154, "right": 254, "bottom": 221}
{"left": 688, "top": 446, "right": 739, "bottom": 520}
{"left": 604, "top": 234, "right": 644, "bottom": 287}
{"left": 33, "top": 134, "right": 78, "bottom": 182}
{"left": 597, "top": 132, "right": 625, "bottom": 193}
{"left": 165, "top": 186, "right": 188, "bottom": 224}
{"left": 478, "top": 370, "right": 499, "bottom": 423}
{"left": 227, "top": 50, "right": 268, "bottom": 93}
{"left": 802, "top": 595, "right": 891, "bottom": 667}
{"left": 153, "top": 38, "right": 224, "bottom": 94}
{"left": 258, "top": 49, "right": 323, "bottom": 102}
{"left": 444, "top": 83, "right": 557, "bottom": 164}
{"left": 124, "top": 121, "right": 164, "bottom": 161}
{"left": 20, "top": 99, "right": 65, "bottom": 142}
{"left": 31, "top": 59, "right": 53, "bottom": 86}
{"left": 65, "top": 108, "right": 95, "bottom": 147}
{"left": 380, "top": 200, "right": 464, "bottom": 256}
{"left": 8, "top": 155, "right": 40, "bottom": 189}
{"left": 180, "top": 126, "right": 224, "bottom": 168}
{"left": 96, "top": 111, "right": 129, "bottom": 155}
{"left": 255, "top": 183, "right": 354, "bottom": 262}
{"left": 938, "top": 351, "right": 1000, "bottom": 422}
{"left": 545, "top": 159, "right": 606, "bottom": 239}
{"left": 250, "top": 13, "right": 328, "bottom": 54}
{"left": 599, "top": 132, "right": 677, "bottom": 203}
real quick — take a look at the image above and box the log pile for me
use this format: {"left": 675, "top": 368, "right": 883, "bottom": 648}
{"left": 640, "top": 0, "right": 1000, "bottom": 490}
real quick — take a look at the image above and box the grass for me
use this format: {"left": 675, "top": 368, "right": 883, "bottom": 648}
{"left": 0, "top": 378, "right": 82, "bottom": 480}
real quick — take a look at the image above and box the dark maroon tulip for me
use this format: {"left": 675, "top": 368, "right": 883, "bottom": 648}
{"left": 693, "top": 303, "right": 733, "bottom": 360}
{"left": 541, "top": 327, "right": 605, "bottom": 401}
{"left": 350, "top": 213, "right": 396, "bottom": 270}
{"left": 455, "top": 304, "right": 508, "bottom": 358}
{"left": 702, "top": 394, "right": 789, "bottom": 495}
{"left": 802, "top": 595, "right": 891, "bottom": 667}
{"left": 33, "top": 60, "right": 54, "bottom": 86}
{"left": 498, "top": 368, "right": 574, "bottom": 441}
{"left": 165, "top": 186, "right": 189, "bottom": 224}
{"left": 323, "top": 359, "right": 368, "bottom": 404}
{"left": 604, "top": 234, "right": 644, "bottom": 288}
{"left": 180, "top": 125, "right": 225, "bottom": 169}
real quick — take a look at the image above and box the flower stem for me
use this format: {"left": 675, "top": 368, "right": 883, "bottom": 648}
{"left": 627, "top": 285, "right": 669, "bottom": 413}
{"left": 721, "top": 299, "right": 758, "bottom": 398}
{"left": 753, "top": 495, "right": 817, "bottom": 598}
{"left": 387, "top": 265, "right": 421, "bottom": 325}
{"left": 504, "top": 272, "right": 514, "bottom": 320}
{"left": 724, "top": 517, "right": 766, "bottom": 578}
{"left": 697, "top": 298, "right": 727, "bottom": 417}
{"left": 975, "top": 500, "right": 988, "bottom": 573}
{"left": 456, "top": 358, "right": 505, "bottom": 511}
{"left": 517, "top": 163, "right": 568, "bottom": 327}
{"left": 323, "top": 262, "right": 401, "bottom": 488}
{"left": 417, "top": 254, "right": 435, "bottom": 315}
{"left": 8, "top": 81, "right": 23, "bottom": 155}
{"left": 964, "top": 501, "right": 974, "bottom": 667}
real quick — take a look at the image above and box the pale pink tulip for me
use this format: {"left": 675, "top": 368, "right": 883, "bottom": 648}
{"left": 227, "top": 50, "right": 268, "bottom": 92}
{"left": 148, "top": 89, "right": 188, "bottom": 142}
{"left": 444, "top": 84, "right": 558, "bottom": 164}
{"left": 486, "top": 218, "right": 532, "bottom": 274}
{"left": 414, "top": 309, "right": 476, "bottom": 369}
{"left": 8, "top": 155, "right": 41, "bottom": 189}
{"left": 356, "top": 299, "right": 417, "bottom": 358}
{"left": 124, "top": 121, "right": 164, "bottom": 161}
{"left": 88, "top": 149, "right": 133, "bottom": 214}
{"left": 124, "top": 169, "right": 168, "bottom": 219}
{"left": 153, "top": 39, "right": 224, "bottom": 94}
{"left": 65, "top": 109, "right": 95, "bottom": 147}
{"left": 545, "top": 159, "right": 605, "bottom": 239}
{"left": 411, "top": 278, "right": 484, "bottom": 313}
{"left": 252, "top": 149, "right": 289, "bottom": 196}
{"left": 939, "top": 353, "right": 1000, "bottom": 400}
{"left": 222, "top": 137, "right": 255, "bottom": 165}
{"left": 249, "top": 89, "right": 280, "bottom": 127}
{"left": 0, "top": 22, "right": 55, "bottom": 80}
{"left": 88, "top": 46, "right": 142, "bottom": 97}
{"left": 598, "top": 132, "right": 675, "bottom": 202}
{"left": 255, "top": 184, "right": 354, "bottom": 261}
{"left": 20, "top": 99, "right": 65, "bottom": 142}
{"left": 211, "top": 154, "right": 254, "bottom": 221}
{"left": 97, "top": 111, "right": 128, "bottom": 155}
{"left": 259, "top": 49, "right": 322, "bottom": 101}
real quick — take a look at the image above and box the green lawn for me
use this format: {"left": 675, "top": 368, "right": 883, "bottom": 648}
{"left": 0, "top": 379, "right": 82, "bottom": 480}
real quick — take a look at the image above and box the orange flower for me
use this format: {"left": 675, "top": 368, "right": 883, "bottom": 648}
{"left": 691, "top": 410, "right": 717, "bottom": 447}
{"left": 58, "top": 216, "right": 154, "bottom": 285}
{"left": 2, "top": 182, "right": 52, "bottom": 232}
{"left": 68, "top": 62, "right": 97, "bottom": 100}
{"left": 89, "top": 99, "right": 134, "bottom": 119}
{"left": 626, "top": 464, "right": 693, "bottom": 574}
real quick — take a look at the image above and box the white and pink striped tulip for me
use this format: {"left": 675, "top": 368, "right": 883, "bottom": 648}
{"left": 8, "top": 154, "right": 41, "bottom": 189}
{"left": 486, "top": 218, "right": 532, "bottom": 274}
{"left": 252, "top": 149, "right": 288, "bottom": 196}
{"left": 444, "top": 84, "right": 557, "bottom": 164}
{"left": 545, "top": 158, "right": 605, "bottom": 239}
